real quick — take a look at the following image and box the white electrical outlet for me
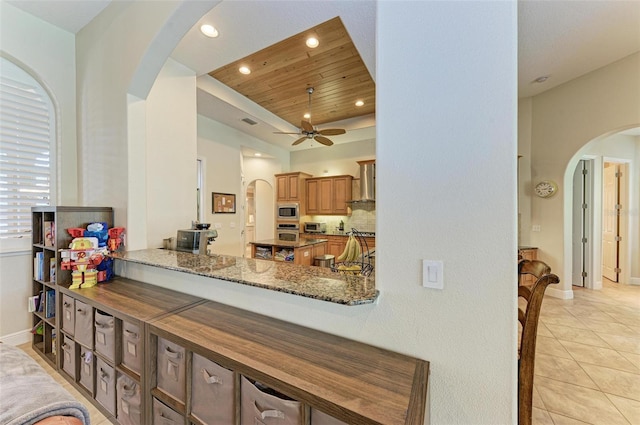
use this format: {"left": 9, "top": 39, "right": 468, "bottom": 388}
{"left": 422, "top": 260, "right": 444, "bottom": 289}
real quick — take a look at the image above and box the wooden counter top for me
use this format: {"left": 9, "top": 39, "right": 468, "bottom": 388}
{"left": 149, "top": 300, "right": 429, "bottom": 424}
{"left": 110, "top": 249, "right": 378, "bottom": 305}
{"left": 58, "top": 277, "right": 203, "bottom": 322}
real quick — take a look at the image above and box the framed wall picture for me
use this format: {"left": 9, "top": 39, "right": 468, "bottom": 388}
{"left": 212, "top": 192, "right": 236, "bottom": 213}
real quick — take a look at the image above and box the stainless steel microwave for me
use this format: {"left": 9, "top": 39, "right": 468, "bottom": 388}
{"left": 277, "top": 203, "right": 299, "bottom": 221}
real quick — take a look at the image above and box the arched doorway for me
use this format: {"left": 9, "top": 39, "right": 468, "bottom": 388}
{"left": 244, "top": 179, "right": 274, "bottom": 257}
{"left": 565, "top": 127, "right": 639, "bottom": 290}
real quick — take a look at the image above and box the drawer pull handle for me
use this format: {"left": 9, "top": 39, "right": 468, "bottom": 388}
{"left": 164, "top": 346, "right": 181, "bottom": 359}
{"left": 77, "top": 308, "right": 86, "bottom": 315}
{"left": 64, "top": 302, "right": 71, "bottom": 307}
{"left": 99, "top": 368, "right": 110, "bottom": 379}
{"left": 254, "top": 402, "right": 285, "bottom": 420}
{"left": 201, "top": 368, "right": 222, "bottom": 384}
{"left": 124, "top": 329, "right": 139, "bottom": 339}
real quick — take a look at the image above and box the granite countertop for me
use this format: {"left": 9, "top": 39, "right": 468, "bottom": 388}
{"left": 250, "top": 238, "right": 328, "bottom": 248}
{"left": 302, "top": 231, "right": 376, "bottom": 237}
{"left": 110, "top": 249, "right": 378, "bottom": 306}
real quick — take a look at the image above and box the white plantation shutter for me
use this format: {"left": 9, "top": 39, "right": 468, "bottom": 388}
{"left": 0, "top": 57, "right": 55, "bottom": 239}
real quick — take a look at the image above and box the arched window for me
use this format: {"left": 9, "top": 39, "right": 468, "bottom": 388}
{"left": 0, "top": 57, "right": 56, "bottom": 241}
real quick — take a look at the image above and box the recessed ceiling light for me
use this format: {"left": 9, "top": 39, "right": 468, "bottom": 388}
{"left": 239, "top": 66, "right": 251, "bottom": 75}
{"left": 306, "top": 37, "right": 319, "bottom": 48}
{"left": 355, "top": 100, "right": 364, "bottom": 107}
{"left": 303, "top": 113, "right": 311, "bottom": 119}
{"left": 534, "top": 75, "right": 549, "bottom": 83}
{"left": 254, "top": 153, "right": 262, "bottom": 157}
{"left": 200, "top": 24, "right": 219, "bottom": 38}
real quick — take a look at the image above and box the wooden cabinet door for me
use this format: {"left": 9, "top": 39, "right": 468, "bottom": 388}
{"left": 328, "top": 239, "right": 347, "bottom": 259}
{"left": 276, "top": 175, "right": 289, "bottom": 202}
{"left": 295, "top": 246, "right": 313, "bottom": 266}
{"left": 318, "top": 179, "right": 333, "bottom": 214}
{"left": 312, "top": 242, "right": 327, "bottom": 258}
{"left": 332, "top": 176, "right": 352, "bottom": 215}
{"left": 288, "top": 175, "right": 300, "bottom": 201}
{"left": 306, "top": 179, "right": 319, "bottom": 214}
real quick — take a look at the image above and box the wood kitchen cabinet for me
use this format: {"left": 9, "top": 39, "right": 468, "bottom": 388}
{"left": 275, "top": 172, "right": 311, "bottom": 203}
{"left": 306, "top": 175, "right": 352, "bottom": 215}
{"left": 326, "top": 235, "right": 375, "bottom": 259}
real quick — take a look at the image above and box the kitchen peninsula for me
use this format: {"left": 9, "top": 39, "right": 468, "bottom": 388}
{"left": 110, "top": 248, "right": 377, "bottom": 305}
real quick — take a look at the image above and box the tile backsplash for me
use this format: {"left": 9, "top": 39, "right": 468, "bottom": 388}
{"left": 304, "top": 202, "right": 376, "bottom": 233}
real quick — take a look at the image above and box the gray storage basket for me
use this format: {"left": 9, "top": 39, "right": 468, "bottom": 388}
{"left": 94, "top": 310, "right": 115, "bottom": 362}
{"left": 240, "top": 376, "right": 301, "bottom": 425}
{"left": 61, "top": 334, "right": 76, "bottom": 380}
{"left": 79, "top": 345, "right": 94, "bottom": 393}
{"left": 121, "top": 321, "right": 141, "bottom": 374}
{"left": 61, "top": 295, "right": 75, "bottom": 335}
{"left": 152, "top": 398, "right": 183, "bottom": 425}
{"left": 191, "top": 353, "right": 234, "bottom": 425}
{"left": 310, "top": 409, "right": 348, "bottom": 425}
{"left": 117, "top": 372, "right": 142, "bottom": 425}
{"left": 74, "top": 300, "right": 94, "bottom": 348}
{"left": 95, "top": 357, "right": 116, "bottom": 415}
{"left": 156, "top": 337, "right": 186, "bottom": 402}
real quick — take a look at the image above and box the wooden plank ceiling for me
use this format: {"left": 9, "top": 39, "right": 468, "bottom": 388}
{"left": 208, "top": 17, "right": 375, "bottom": 128}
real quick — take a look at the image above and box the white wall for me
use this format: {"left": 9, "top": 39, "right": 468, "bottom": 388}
{"left": 524, "top": 52, "right": 640, "bottom": 297}
{"left": 518, "top": 98, "right": 533, "bottom": 246}
{"left": 290, "top": 139, "right": 375, "bottom": 177}
{"left": 146, "top": 58, "right": 198, "bottom": 247}
{"left": 198, "top": 115, "right": 288, "bottom": 256}
{"left": 0, "top": 3, "right": 77, "bottom": 343}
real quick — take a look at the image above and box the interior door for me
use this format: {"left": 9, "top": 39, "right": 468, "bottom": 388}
{"left": 602, "top": 162, "right": 620, "bottom": 282}
{"left": 572, "top": 160, "right": 587, "bottom": 287}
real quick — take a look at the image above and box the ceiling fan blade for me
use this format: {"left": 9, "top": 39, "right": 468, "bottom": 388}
{"left": 314, "top": 135, "right": 334, "bottom": 146}
{"left": 318, "top": 128, "right": 346, "bottom": 136}
{"left": 301, "top": 120, "right": 313, "bottom": 132}
{"left": 273, "top": 131, "right": 301, "bottom": 135}
{"left": 292, "top": 136, "right": 308, "bottom": 146}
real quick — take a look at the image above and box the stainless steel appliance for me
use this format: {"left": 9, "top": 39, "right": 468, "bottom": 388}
{"left": 276, "top": 222, "right": 299, "bottom": 242}
{"left": 176, "top": 229, "right": 218, "bottom": 254}
{"left": 277, "top": 203, "right": 299, "bottom": 221}
{"left": 304, "top": 222, "right": 326, "bottom": 233}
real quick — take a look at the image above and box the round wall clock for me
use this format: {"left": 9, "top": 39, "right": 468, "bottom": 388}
{"left": 534, "top": 180, "right": 558, "bottom": 198}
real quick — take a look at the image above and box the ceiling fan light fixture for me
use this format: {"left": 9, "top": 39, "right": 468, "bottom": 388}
{"left": 200, "top": 24, "right": 219, "bottom": 38}
{"left": 306, "top": 37, "right": 319, "bottom": 48}
{"left": 239, "top": 66, "right": 251, "bottom": 75}
{"left": 303, "top": 112, "right": 311, "bottom": 119}
{"left": 355, "top": 100, "right": 364, "bottom": 107}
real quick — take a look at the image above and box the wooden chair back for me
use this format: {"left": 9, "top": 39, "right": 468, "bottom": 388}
{"left": 518, "top": 259, "right": 551, "bottom": 287}
{"left": 518, "top": 271, "right": 559, "bottom": 425}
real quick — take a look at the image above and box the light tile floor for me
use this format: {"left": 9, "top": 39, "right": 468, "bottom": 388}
{"left": 532, "top": 280, "right": 640, "bottom": 425}
{"left": 17, "top": 279, "right": 640, "bottom": 425}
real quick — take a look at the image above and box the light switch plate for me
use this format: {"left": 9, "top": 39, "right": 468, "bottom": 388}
{"left": 422, "top": 260, "right": 444, "bottom": 289}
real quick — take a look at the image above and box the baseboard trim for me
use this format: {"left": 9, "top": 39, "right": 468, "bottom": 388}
{"left": 0, "top": 329, "right": 31, "bottom": 346}
{"left": 629, "top": 277, "right": 640, "bottom": 286}
{"left": 545, "top": 287, "right": 574, "bottom": 299}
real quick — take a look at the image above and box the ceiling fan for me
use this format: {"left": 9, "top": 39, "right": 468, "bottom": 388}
{"left": 274, "top": 87, "right": 346, "bottom": 146}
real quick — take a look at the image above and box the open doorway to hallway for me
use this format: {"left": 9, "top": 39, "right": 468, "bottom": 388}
{"left": 569, "top": 130, "right": 638, "bottom": 290}
{"left": 244, "top": 179, "right": 274, "bottom": 258}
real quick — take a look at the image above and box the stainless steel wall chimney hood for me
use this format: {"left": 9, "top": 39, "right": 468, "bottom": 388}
{"left": 348, "top": 160, "right": 375, "bottom": 203}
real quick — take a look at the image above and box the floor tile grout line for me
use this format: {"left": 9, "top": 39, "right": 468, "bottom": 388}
{"left": 603, "top": 392, "right": 638, "bottom": 425}
{"left": 554, "top": 338, "right": 640, "bottom": 375}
